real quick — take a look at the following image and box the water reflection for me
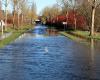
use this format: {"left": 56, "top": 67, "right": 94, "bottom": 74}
{"left": 90, "top": 39, "right": 95, "bottom": 63}
{"left": 47, "top": 29, "right": 58, "bottom": 36}
{"left": 90, "top": 39, "right": 95, "bottom": 79}
{"left": 89, "top": 39, "right": 100, "bottom": 79}
{"left": 33, "top": 25, "right": 47, "bottom": 35}
{"left": 32, "top": 25, "right": 59, "bottom": 37}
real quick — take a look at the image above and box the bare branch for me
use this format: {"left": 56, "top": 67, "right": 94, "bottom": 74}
{"left": 96, "top": 3, "right": 100, "bottom": 8}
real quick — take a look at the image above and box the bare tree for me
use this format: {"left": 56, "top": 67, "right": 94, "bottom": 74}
{"left": 12, "top": 0, "right": 18, "bottom": 29}
{"left": 12, "top": 0, "right": 24, "bottom": 29}
{"left": 0, "top": 0, "right": 3, "bottom": 19}
{"left": 16, "top": 0, "right": 23, "bottom": 29}
{"left": 41, "top": 5, "right": 61, "bottom": 24}
{"left": 88, "top": 0, "right": 100, "bottom": 36}
{"left": 17, "top": 1, "right": 20, "bottom": 28}
{"left": 4, "top": 0, "right": 9, "bottom": 31}
{"left": 30, "top": 1, "right": 37, "bottom": 25}
{"left": 77, "top": 0, "right": 91, "bottom": 29}
{"left": 58, "top": 0, "right": 80, "bottom": 30}
{"left": 1, "top": 0, "right": 9, "bottom": 31}
{"left": 20, "top": 0, "right": 28, "bottom": 26}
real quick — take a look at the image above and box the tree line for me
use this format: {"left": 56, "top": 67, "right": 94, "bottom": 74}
{"left": 0, "top": 0, "right": 37, "bottom": 30}
{"left": 41, "top": 0, "right": 100, "bottom": 36}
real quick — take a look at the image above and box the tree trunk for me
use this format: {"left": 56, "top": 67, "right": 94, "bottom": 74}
{"left": 5, "top": 8, "right": 7, "bottom": 31}
{"left": 13, "top": 10, "right": 15, "bottom": 29}
{"left": 66, "top": 11, "right": 68, "bottom": 30}
{"left": 73, "top": 8, "right": 77, "bottom": 30}
{"left": 1, "top": 24, "right": 3, "bottom": 35}
{"left": 5, "top": 0, "right": 8, "bottom": 31}
{"left": 17, "top": 11, "right": 19, "bottom": 29}
{"left": 90, "top": 7, "right": 95, "bottom": 36}
{"left": 31, "top": 18, "right": 33, "bottom": 25}
{"left": 90, "top": 0, "right": 96, "bottom": 37}
{"left": 21, "top": 14, "right": 23, "bottom": 26}
{"left": 74, "top": 17, "right": 77, "bottom": 30}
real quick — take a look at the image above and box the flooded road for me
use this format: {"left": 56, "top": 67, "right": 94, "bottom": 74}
{"left": 0, "top": 25, "right": 100, "bottom": 80}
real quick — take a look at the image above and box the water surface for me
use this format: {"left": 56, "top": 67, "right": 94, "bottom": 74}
{"left": 0, "top": 25, "right": 100, "bottom": 80}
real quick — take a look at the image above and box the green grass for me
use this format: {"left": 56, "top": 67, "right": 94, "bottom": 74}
{"left": 72, "top": 30, "right": 89, "bottom": 36}
{"left": 70, "top": 30, "right": 100, "bottom": 40}
{"left": 60, "top": 30, "right": 100, "bottom": 44}
{"left": 0, "top": 25, "right": 33, "bottom": 48}
{"left": 93, "top": 33, "right": 100, "bottom": 40}
{"left": 60, "top": 31, "right": 83, "bottom": 41}
{"left": 59, "top": 31, "right": 89, "bottom": 45}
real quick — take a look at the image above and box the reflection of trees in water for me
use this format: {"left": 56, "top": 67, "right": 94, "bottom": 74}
{"left": 90, "top": 39, "right": 95, "bottom": 62}
{"left": 90, "top": 39, "right": 96, "bottom": 79}
{"left": 47, "top": 29, "right": 58, "bottom": 36}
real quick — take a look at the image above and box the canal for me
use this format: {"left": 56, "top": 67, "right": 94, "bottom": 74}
{"left": 0, "top": 24, "right": 100, "bottom": 80}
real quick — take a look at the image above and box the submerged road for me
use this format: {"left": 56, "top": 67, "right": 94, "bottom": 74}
{"left": 0, "top": 25, "right": 100, "bottom": 80}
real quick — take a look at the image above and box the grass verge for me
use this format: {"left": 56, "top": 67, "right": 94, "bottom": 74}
{"left": 0, "top": 25, "right": 33, "bottom": 48}
{"left": 60, "top": 30, "right": 100, "bottom": 45}
{"left": 59, "top": 31, "right": 84, "bottom": 41}
{"left": 69, "top": 30, "right": 100, "bottom": 40}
